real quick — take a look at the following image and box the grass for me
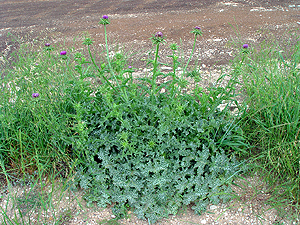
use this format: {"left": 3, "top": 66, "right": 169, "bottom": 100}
{"left": 0, "top": 16, "right": 299, "bottom": 224}
{"left": 232, "top": 32, "right": 300, "bottom": 220}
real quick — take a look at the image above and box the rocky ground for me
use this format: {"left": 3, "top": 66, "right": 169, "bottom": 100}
{"left": 1, "top": 0, "right": 300, "bottom": 69}
{"left": 0, "top": 173, "right": 299, "bottom": 224}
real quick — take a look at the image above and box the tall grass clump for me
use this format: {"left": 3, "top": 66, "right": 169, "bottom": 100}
{"left": 232, "top": 34, "right": 300, "bottom": 210}
{"left": 0, "top": 40, "right": 93, "bottom": 177}
{"left": 0, "top": 38, "right": 97, "bottom": 223}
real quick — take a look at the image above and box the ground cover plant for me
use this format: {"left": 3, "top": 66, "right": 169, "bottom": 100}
{"left": 0, "top": 15, "right": 299, "bottom": 224}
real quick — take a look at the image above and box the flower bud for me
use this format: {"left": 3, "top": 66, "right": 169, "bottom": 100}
{"left": 191, "top": 26, "right": 203, "bottom": 36}
{"left": 99, "top": 15, "right": 110, "bottom": 25}
{"left": 32, "top": 93, "right": 39, "bottom": 98}
{"left": 155, "top": 32, "right": 163, "bottom": 38}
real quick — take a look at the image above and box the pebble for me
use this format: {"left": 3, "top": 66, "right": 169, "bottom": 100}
{"left": 200, "top": 219, "right": 207, "bottom": 224}
{"left": 210, "top": 205, "right": 218, "bottom": 210}
{"left": 161, "top": 66, "right": 173, "bottom": 70}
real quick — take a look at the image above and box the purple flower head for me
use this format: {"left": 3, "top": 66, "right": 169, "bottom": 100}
{"left": 155, "top": 32, "right": 163, "bottom": 38}
{"left": 45, "top": 43, "right": 50, "bottom": 47}
{"left": 151, "top": 31, "right": 165, "bottom": 45}
{"left": 60, "top": 51, "right": 67, "bottom": 55}
{"left": 32, "top": 93, "right": 39, "bottom": 98}
{"left": 191, "top": 26, "right": 203, "bottom": 36}
{"left": 35, "top": 63, "right": 39, "bottom": 66}
{"left": 243, "top": 44, "right": 249, "bottom": 49}
{"left": 99, "top": 15, "right": 110, "bottom": 25}
{"left": 128, "top": 66, "right": 132, "bottom": 69}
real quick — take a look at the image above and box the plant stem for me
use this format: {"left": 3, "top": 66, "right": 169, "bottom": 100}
{"left": 104, "top": 25, "right": 113, "bottom": 74}
{"left": 152, "top": 43, "right": 160, "bottom": 79}
{"left": 87, "top": 45, "right": 117, "bottom": 92}
{"left": 151, "top": 43, "right": 160, "bottom": 101}
{"left": 171, "top": 49, "right": 177, "bottom": 98}
{"left": 104, "top": 25, "right": 128, "bottom": 101}
{"left": 183, "top": 35, "right": 197, "bottom": 76}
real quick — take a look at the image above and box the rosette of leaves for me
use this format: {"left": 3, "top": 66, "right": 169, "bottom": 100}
{"left": 73, "top": 91, "right": 246, "bottom": 224}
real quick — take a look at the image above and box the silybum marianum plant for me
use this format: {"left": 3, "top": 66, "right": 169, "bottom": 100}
{"left": 72, "top": 16, "right": 246, "bottom": 224}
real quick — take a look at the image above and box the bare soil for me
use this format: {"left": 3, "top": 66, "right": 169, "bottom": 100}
{"left": 1, "top": 0, "right": 300, "bottom": 69}
{"left": 0, "top": 174, "right": 298, "bottom": 224}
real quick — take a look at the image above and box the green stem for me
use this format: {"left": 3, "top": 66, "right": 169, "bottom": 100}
{"left": 172, "top": 50, "right": 176, "bottom": 75}
{"left": 171, "top": 50, "right": 177, "bottom": 98}
{"left": 88, "top": 45, "right": 101, "bottom": 74}
{"left": 183, "top": 35, "right": 197, "bottom": 76}
{"left": 151, "top": 43, "right": 160, "bottom": 100}
{"left": 104, "top": 25, "right": 113, "bottom": 73}
{"left": 88, "top": 45, "right": 117, "bottom": 92}
{"left": 104, "top": 25, "right": 128, "bottom": 101}
{"left": 152, "top": 44, "right": 160, "bottom": 79}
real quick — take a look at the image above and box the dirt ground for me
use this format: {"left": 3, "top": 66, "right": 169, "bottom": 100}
{"left": 1, "top": 0, "right": 300, "bottom": 69}
{"left": 1, "top": 0, "right": 300, "bottom": 224}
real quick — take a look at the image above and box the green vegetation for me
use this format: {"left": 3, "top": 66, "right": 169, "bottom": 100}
{"left": 0, "top": 16, "right": 299, "bottom": 224}
{"left": 233, "top": 33, "right": 300, "bottom": 211}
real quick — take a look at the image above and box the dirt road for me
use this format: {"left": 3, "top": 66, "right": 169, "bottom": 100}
{"left": 1, "top": 0, "right": 300, "bottom": 68}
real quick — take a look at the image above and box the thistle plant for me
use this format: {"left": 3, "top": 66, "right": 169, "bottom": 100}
{"left": 183, "top": 26, "right": 203, "bottom": 76}
{"left": 70, "top": 18, "right": 248, "bottom": 224}
{"left": 98, "top": 15, "right": 128, "bottom": 101}
{"left": 148, "top": 31, "right": 166, "bottom": 101}
{"left": 32, "top": 93, "right": 39, "bottom": 98}
{"left": 168, "top": 43, "right": 180, "bottom": 97}
{"left": 99, "top": 15, "right": 112, "bottom": 72}
{"left": 150, "top": 31, "right": 165, "bottom": 76}
{"left": 82, "top": 36, "right": 116, "bottom": 93}
{"left": 60, "top": 50, "right": 67, "bottom": 60}
{"left": 242, "top": 43, "right": 249, "bottom": 54}
{"left": 44, "top": 43, "right": 53, "bottom": 59}
{"left": 44, "top": 43, "right": 52, "bottom": 51}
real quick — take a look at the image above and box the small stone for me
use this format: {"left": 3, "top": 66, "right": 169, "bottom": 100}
{"left": 201, "top": 219, "right": 206, "bottom": 224}
{"left": 161, "top": 66, "right": 172, "bottom": 70}
{"left": 210, "top": 205, "right": 218, "bottom": 210}
{"left": 142, "top": 68, "right": 151, "bottom": 73}
{"left": 111, "top": 215, "right": 116, "bottom": 218}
